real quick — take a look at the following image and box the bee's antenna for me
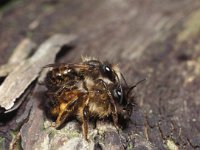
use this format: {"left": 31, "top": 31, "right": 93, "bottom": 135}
{"left": 120, "top": 73, "right": 128, "bottom": 87}
{"left": 127, "top": 78, "right": 146, "bottom": 96}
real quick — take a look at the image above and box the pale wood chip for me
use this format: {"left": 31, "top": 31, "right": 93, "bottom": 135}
{"left": 8, "top": 38, "right": 36, "bottom": 64}
{"left": 0, "top": 34, "right": 77, "bottom": 111}
{"left": 0, "top": 38, "right": 36, "bottom": 77}
{"left": 0, "top": 63, "right": 17, "bottom": 77}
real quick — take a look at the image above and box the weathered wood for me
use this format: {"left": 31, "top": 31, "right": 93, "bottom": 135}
{"left": 8, "top": 38, "right": 36, "bottom": 64}
{"left": 0, "top": 34, "right": 77, "bottom": 111}
{"left": 0, "top": 38, "right": 36, "bottom": 77}
{"left": 0, "top": 0, "right": 200, "bottom": 150}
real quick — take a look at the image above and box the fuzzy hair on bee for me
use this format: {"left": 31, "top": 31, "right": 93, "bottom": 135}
{"left": 43, "top": 57, "right": 138, "bottom": 141}
{"left": 44, "top": 57, "right": 121, "bottom": 90}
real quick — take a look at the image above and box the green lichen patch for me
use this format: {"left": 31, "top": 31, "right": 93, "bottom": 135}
{"left": 0, "top": 137, "right": 5, "bottom": 148}
{"left": 177, "top": 9, "right": 200, "bottom": 43}
{"left": 166, "top": 139, "right": 179, "bottom": 150}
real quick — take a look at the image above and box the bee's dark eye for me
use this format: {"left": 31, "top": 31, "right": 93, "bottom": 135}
{"left": 105, "top": 66, "right": 111, "bottom": 72}
{"left": 113, "top": 88, "right": 123, "bottom": 104}
{"left": 102, "top": 65, "right": 115, "bottom": 81}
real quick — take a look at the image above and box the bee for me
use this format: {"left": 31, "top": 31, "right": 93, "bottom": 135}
{"left": 44, "top": 57, "right": 122, "bottom": 93}
{"left": 43, "top": 57, "right": 138, "bottom": 141}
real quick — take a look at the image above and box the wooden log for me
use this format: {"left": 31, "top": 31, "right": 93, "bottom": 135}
{"left": 0, "top": 0, "right": 200, "bottom": 150}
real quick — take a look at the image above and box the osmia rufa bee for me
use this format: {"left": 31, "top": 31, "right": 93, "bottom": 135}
{"left": 43, "top": 57, "right": 141, "bottom": 141}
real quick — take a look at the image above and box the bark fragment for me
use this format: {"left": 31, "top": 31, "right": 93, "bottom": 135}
{"left": 0, "top": 34, "right": 77, "bottom": 112}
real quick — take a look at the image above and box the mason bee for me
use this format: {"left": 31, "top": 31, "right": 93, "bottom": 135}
{"left": 44, "top": 57, "right": 122, "bottom": 92}
{"left": 43, "top": 57, "right": 138, "bottom": 141}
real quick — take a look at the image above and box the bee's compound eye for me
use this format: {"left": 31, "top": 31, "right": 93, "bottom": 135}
{"left": 117, "top": 90, "right": 122, "bottom": 97}
{"left": 102, "top": 65, "right": 114, "bottom": 81}
{"left": 105, "top": 66, "right": 111, "bottom": 72}
{"left": 113, "top": 88, "right": 123, "bottom": 104}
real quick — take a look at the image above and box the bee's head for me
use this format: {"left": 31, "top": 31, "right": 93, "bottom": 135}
{"left": 112, "top": 78, "right": 146, "bottom": 121}
{"left": 100, "top": 62, "right": 121, "bottom": 83}
{"left": 111, "top": 85, "right": 132, "bottom": 120}
{"left": 84, "top": 58, "right": 121, "bottom": 84}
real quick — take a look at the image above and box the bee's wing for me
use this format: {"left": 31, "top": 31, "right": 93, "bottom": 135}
{"left": 43, "top": 63, "right": 89, "bottom": 70}
{"left": 44, "top": 63, "right": 69, "bottom": 68}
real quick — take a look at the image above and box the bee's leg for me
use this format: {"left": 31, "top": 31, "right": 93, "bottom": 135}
{"left": 55, "top": 97, "right": 78, "bottom": 128}
{"left": 54, "top": 82, "right": 77, "bottom": 96}
{"left": 82, "top": 105, "right": 90, "bottom": 141}
{"left": 95, "top": 79, "right": 117, "bottom": 108}
{"left": 111, "top": 112, "right": 122, "bottom": 129}
{"left": 112, "top": 112, "right": 118, "bottom": 127}
{"left": 47, "top": 80, "right": 78, "bottom": 98}
{"left": 96, "top": 79, "right": 119, "bottom": 127}
{"left": 55, "top": 103, "right": 71, "bottom": 128}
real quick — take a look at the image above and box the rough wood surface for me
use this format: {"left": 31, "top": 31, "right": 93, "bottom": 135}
{"left": 0, "top": 0, "right": 200, "bottom": 150}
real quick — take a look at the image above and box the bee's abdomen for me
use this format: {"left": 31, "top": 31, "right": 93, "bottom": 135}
{"left": 45, "top": 66, "right": 84, "bottom": 91}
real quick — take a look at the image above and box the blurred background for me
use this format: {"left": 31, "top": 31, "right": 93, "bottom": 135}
{"left": 0, "top": 0, "right": 200, "bottom": 149}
